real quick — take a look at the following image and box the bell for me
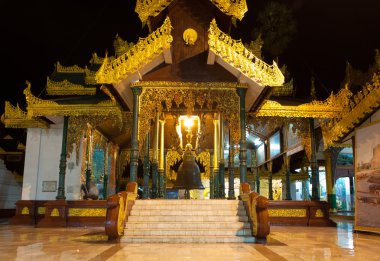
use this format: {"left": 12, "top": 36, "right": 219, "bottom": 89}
{"left": 173, "top": 146, "right": 204, "bottom": 197}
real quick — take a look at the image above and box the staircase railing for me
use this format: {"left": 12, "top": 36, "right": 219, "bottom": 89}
{"left": 240, "top": 183, "right": 270, "bottom": 239}
{"left": 105, "top": 182, "right": 138, "bottom": 241}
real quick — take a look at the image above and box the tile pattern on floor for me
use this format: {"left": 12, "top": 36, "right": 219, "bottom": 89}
{"left": 1, "top": 220, "right": 380, "bottom": 260}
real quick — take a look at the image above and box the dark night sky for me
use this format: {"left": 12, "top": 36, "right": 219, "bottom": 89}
{"left": 1, "top": 0, "right": 380, "bottom": 117}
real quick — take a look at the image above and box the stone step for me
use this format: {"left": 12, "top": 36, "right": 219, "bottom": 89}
{"left": 125, "top": 221, "right": 251, "bottom": 229}
{"left": 131, "top": 204, "right": 245, "bottom": 211}
{"left": 124, "top": 228, "right": 252, "bottom": 236}
{"left": 120, "top": 235, "right": 256, "bottom": 243}
{"left": 129, "top": 209, "right": 246, "bottom": 216}
{"left": 127, "top": 215, "right": 249, "bottom": 222}
{"left": 133, "top": 200, "right": 243, "bottom": 205}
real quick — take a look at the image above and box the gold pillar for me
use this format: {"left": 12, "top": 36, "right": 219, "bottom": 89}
{"left": 213, "top": 114, "right": 220, "bottom": 198}
{"left": 158, "top": 118, "right": 166, "bottom": 198}
{"left": 219, "top": 114, "right": 225, "bottom": 198}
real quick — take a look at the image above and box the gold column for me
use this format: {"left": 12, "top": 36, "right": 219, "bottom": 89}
{"left": 213, "top": 114, "right": 220, "bottom": 198}
{"left": 158, "top": 117, "right": 166, "bottom": 198}
{"left": 151, "top": 112, "right": 159, "bottom": 198}
{"left": 219, "top": 114, "right": 225, "bottom": 198}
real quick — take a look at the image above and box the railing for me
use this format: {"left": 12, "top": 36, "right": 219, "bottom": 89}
{"left": 240, "top": 183, "right": 270, "bottom": 239}
{"left": 105, "top": 182, "right": 138, "bottom": 241}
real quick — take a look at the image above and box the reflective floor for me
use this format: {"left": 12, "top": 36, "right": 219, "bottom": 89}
{"left": 0, "top": 221, "right": 380, "bottom": 260}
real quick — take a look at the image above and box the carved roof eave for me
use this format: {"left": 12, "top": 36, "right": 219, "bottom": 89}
{"left": 46, "top": 77, "right": 97, "bottom": 96}
{"left": 135, "top": 0, "right": 174, "bottom": 24}
{"left": 2, "top": 101, "right": 50, "bottom": 129}
{"left": 23, "top": 82, "right": 123, "bottom": 122}
{"left": 55, "top": 61, "right": 85, "bottom": 73}
{"left": 322, "top": 74, "right": 380, "bottom": 147}
{"left": 254, "top": 86, "right": 353, "bottom": 118}
{"left": 211, "top": 0, "right": 248, "bottom": 20}
{"left": 130, "top": 81, "right": 248, "bottom": 90}
{"left": 207, "top": 19, "right": 285, "bottom": 88}
{"left": 95, "top": 17, "right": 173, "bottom": 84}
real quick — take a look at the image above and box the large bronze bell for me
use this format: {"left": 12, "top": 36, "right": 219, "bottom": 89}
{"left": 173, "top": 146, "right": 204, "bottom": 197}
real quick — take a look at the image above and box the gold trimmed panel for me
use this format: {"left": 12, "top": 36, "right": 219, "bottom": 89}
{"left": 96, "top": 17, "right": 173, "bottom": 84}
{"left": 131, "top": 81, "right": 248, "bottom": 89}
{"left": 208, "top": 19, "right": 284, "bottom": 87}
{"left": 268, "top": 208, "right": 307, "bottom": 218}
{"left": 68, "top": 208, "right": 107, "bottom": 217}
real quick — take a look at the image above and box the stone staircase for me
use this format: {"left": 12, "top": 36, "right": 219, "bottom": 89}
{"left": 121, "top": 199, "right": 256, "bottom": 243}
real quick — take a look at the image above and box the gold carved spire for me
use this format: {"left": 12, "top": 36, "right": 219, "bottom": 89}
{"left": 208, "top": 19, "right": 284, "bottom": 87}
{"left": 96, "top": 17, "right": 173, "bottom": 84}
{"left": 135, "top": 0, "right": 174, "bottom": 24}
{"left": 114, "top": 34, "right": 134, "bottom": 57}
{"left": 210, "top": 0, "right": 248, "bottom": 20}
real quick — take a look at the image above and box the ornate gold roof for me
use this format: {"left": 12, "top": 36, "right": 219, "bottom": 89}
{"left": 23, "top": 82, "right": 122, "bottom": 122}
{"left": 95, "top": 17, "right": 173, "bottom": 84}
{"left": 46, "top": 77, "right": 96, "bottom": 96}
{"left": 254, "top": 86, "right": 352, "bottom": 118}
{"left": 2, "top": 101, "right": 49, "bottom": 129}
{"left": 211, "top": 0, "right": 248, "bottom": 20}
{"left": 208, "top": 19, "right": 284, "bottom": 87}
{"left": 322, "top": 73, "right": 380, "bottom": 148}
{"left": 56, "top": 61, "right": 85, "bottom": 73}
{"left": 135, "top": 0, "right": 174, "bottom": 24}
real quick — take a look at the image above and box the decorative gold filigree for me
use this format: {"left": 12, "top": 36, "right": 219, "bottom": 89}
{"left": 96, "top": 17, "right": 173, "bottom": 84}
{"left": 166, "top": 150, "right": 182, "bottom": 180}
{"left": 68, "top": 208, "right": 107, "bottom": 217}
{"left": 50, "top": 208, "right": 59, "bottom": 217}
{"left": 268, "top": 208, "right": 307, "bottom": 217}
{"left": 2, "top": 101, "right": 50, "bottom": 129}
{"left": 208, "top": 19, "right": 284, "bottom": 87}
{"left": 196, "top": 151, "right": 211, "bottom": 179}
{"left": 38, "top": 207, "right": 45, "bottom": 215}
{"left": 321, "top": 73, "right": 380, "bottom": 148}
{"left": 135, "top": 0, "right": 174, "bottom": 23}
{"left": 21, "top": 207, "right": 29, "bottom": 215}
{"left": 315, "top": 209, "right": 324, "bottom": 218}
{"left": 137, "top": 86, "right": 240, "bottom": 149}
{"left": 183, "top": 28, "right": 198, "bottom": 45}
{"left": 130, "top": 81, "right": 248, "bottom": 89}
{"left": 210, "top": 0, "right": 248, "bottom": 20}
{"left": 56, "top": 61, "right": 85, "bottom": 73}
{"left": 46, "top": 77, "right": 96, "bottom": 96}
